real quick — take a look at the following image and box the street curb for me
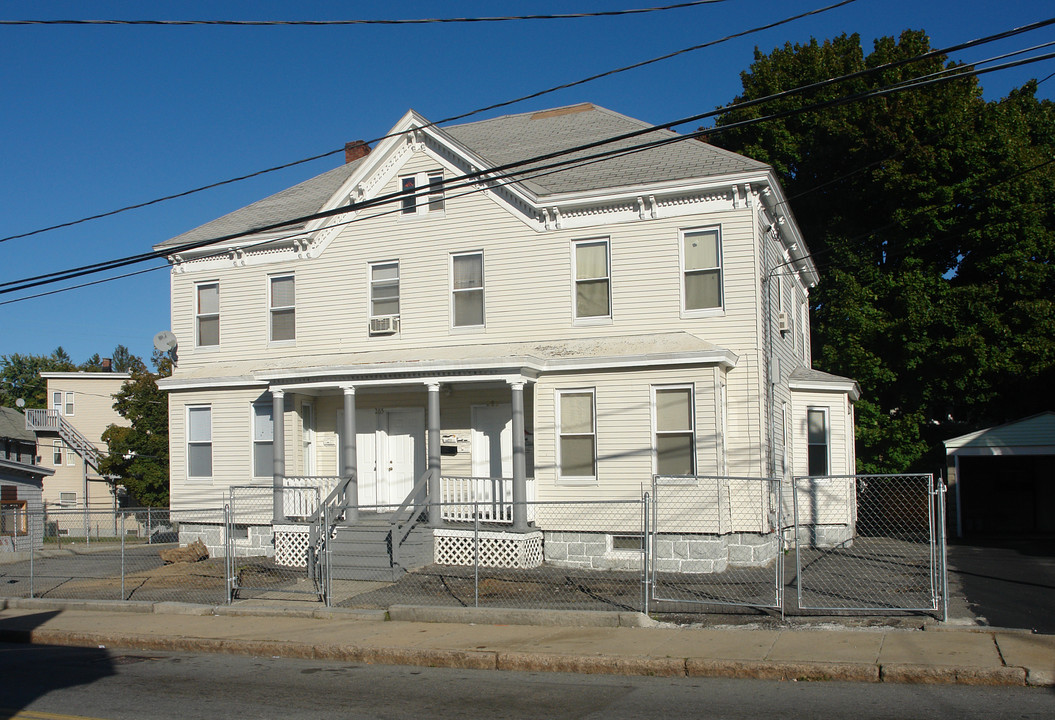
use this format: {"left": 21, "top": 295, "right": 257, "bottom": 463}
{"left": 387, "top": 605, "right": 653, "bottom": 628}
{"left": 0, "top": 626, "right": 1036, "bottom": 686}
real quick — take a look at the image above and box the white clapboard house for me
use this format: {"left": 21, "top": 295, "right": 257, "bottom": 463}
{"left": 156, "top": 103, "right": 859, "bottom": 578}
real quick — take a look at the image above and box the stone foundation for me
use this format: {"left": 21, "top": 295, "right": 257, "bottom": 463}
{"left": 178, "top": 523, "right": 275, "bottom": 559}
{"left": 544, "top": 531, "right": 780, "bottom": 573}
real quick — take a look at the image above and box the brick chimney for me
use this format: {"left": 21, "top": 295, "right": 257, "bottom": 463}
{"left": 344, "top": 140, "right": 370, "bottom": 164}
{"left": 101, "top": 358, "right": 112, "bottom": 372}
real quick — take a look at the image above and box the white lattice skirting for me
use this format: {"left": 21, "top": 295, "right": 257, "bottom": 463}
{"left": 274, "top": 525, "right": 311, "bottom": 568}
{"left": 434, "top": 529, "right": 544, "bottom": 569}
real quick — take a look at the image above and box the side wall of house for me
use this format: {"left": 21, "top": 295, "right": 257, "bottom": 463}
{"left": 42, "top": 375, "right": 130, "bottom": 509}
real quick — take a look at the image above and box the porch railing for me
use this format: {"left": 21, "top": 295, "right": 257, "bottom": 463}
{"left": 283, "top": 476, "right": 341, "bottom": 519}
{"left": 440, "top": 476, "right": 536, "bottom": 525}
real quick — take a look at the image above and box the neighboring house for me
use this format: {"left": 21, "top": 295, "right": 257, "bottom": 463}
{"left": 944, "top": 412, "right": 1055, "bottom": 537}
{"left": 0, "top": 406, "right": 51, "bottom": 552}
{"left": 155, "top": 103, "right": 859, "bottom": 574}
{"left": 24, "top": 371, "right": 131, "bottom": 510}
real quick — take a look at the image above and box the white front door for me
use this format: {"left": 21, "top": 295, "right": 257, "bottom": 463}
{"left": 471, "top": 404, "right": 512, "bottom": 478}
{"left": 382, "top": 408, "right": 425, "bottom": 506}
{"left": 345, "top": 408, "right": 425, "bottom": 509}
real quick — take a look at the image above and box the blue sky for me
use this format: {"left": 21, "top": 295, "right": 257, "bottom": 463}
{"left": 1, "top": 0, "right": 1053, "bottom": 366}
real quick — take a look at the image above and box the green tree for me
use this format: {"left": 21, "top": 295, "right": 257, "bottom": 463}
{"left": 99, "top": 352, "right": 171, "bottom": 507}
{"left": 711, "top": 31, "right": 1055, "bottom": 472}
{"left": 0, "top": 347, "right": 78, "bottom": 408}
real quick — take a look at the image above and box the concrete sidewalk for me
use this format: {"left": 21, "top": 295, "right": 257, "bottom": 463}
{"left": 1, "top": 597, "right": 1052, "bottom": 687}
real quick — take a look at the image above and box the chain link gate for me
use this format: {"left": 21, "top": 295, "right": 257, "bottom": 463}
{"left": 791, "top": 473, "right": 947, "bottom": 616}
{"left": 225, "top": 485, "right": 324, "bottom": 601}
{"left": 648, "top": 476, "right": 784, "bottom": 611}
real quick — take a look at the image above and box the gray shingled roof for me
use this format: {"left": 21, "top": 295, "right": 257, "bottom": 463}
{"left": 156, "top": 103, "right": 769, "bottom": 251}
{"left": 0, "top": 407, "right": 35, "bottom": 442}
{"left": 155, "top": 158, "right": 365, "bottom": 250}
{"left": 444, "top": 103, "right": 768, "bottom": 196}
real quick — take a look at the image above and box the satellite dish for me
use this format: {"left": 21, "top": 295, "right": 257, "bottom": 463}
{"left": 15, "top": 398, "right": 25, "bottom": 408}
{"left": 153, "top": 330, "right": 178, "bottom": 353}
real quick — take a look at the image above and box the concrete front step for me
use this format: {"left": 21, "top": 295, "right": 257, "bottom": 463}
{"left": 325, "top": 521, "right": 435, "bottom": 582}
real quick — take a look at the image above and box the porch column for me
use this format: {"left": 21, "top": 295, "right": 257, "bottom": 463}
{"left": 510, "top": 381, "right": 529, "bottom": 531}
{"left": 271, "top": 389, "right": 285, "bottom": 524}
{"left": 427, "top": 382, "right": 442, "bottom": 527}
{"left": 342, "top": 386, "right": 358, "bottom": 524}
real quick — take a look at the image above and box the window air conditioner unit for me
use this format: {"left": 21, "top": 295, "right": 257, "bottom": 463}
{"left": 777, "top": 311, "right": 791, "bottom": 334}
{"left": 369, "top": 316, "right": 399, "bottom": 335}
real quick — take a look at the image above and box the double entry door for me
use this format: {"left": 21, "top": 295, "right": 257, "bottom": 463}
{"left": 338, "top": 408, "right": 425, "bottom": 509}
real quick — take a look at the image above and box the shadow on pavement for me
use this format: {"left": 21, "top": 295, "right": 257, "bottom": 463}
{"left": 0, "top": 610, "right": 116, "bottom": 716}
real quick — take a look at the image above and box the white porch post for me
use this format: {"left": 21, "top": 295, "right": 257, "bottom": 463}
{"left": 510, "top": 380, "right": 529, "bottom": 531}
{"left": 342, "top": 385, "right": 358, "bottom": 524}
{"left": 427, "top": 382, "right": 442, "bottom": 527}
{"left": 271, "top": 388, "right": 286, "bottom": 524}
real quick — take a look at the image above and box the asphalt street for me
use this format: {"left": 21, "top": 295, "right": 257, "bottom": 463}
{"left": 1, "top": 643, "right": 1053, "bottom": 720}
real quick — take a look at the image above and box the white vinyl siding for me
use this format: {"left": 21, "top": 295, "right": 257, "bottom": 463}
{"left": 269, "top": 275, "right": 296, "bottom": 343}
{"left": 451, "top": 251, "right": 484, "bottom": 328}
{"left": 187, "top": 406, "right": 213, "bottom": 478}
{"left": 196, "top": 282, "right": 220, "bottom": 347}
{"left": 573, "top": 238, "right": 611, "bottom": 321}
{"left": 681, "top": 227, "right": 722, "bottom": 314}
{"left": 556, "top": 389, "right": 596, "bottom": 483}
{"left": 370, "top": 261, "right": 400, "bottom": 319}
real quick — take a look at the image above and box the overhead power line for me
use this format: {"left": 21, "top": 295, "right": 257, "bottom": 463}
{"left": 0, "top": 0, "right": 861, "bottom": 245}
{"left": 3, "top": 37, "right": 1053, "bottom": 304}
{"left": 0, "top": 2, "right": 729, "bottom": 26}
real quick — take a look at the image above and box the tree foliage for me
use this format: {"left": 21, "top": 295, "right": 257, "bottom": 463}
{"left": 99, "top": 351, "right": 172, "bottom": 507}
{"left": 0, "top": 345, "right": 150, "bottom": 407}
{"left": 711, "top": 31, "right": 1055, "bottom": 473}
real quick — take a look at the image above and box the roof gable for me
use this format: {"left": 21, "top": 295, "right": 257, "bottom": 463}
{"left": 944, "top": 411, "right": 1055, "bottom": 452}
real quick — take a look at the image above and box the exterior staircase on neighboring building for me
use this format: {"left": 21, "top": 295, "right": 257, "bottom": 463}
{"left": 328, "top": 513, "right": 434, "bottom": 581}
{"left": 24, "top": 409, "right": 102, "bottom": 472}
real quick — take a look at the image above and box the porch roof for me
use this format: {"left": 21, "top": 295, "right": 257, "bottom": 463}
{"left": 159, "top": 332, "right": 737, "bottom": 390}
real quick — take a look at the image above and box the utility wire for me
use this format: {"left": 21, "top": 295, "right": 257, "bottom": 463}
{"left": 0, "top": 2, "right": 729, "bottom": 26}
{"left": 0, "top": 0, "right": 861, "bottom": 245}
{"left": 9, "top": 14, "right": 1053, "bottom": 291}
{"left": 4, "top": 41, "right": 1053, "bottom": 303}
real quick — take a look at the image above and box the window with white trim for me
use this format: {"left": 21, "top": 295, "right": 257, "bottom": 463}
{"left": 269, "top": 275, "right": 296, "bottom": 342}
{"left": 252, "top": 402, "right": 274, "bottom": 478}
{"left": 53, "top": 440, "right": 62, "bottom": 466}
{"left": 369, "top": 261, "right": 400, "bottom": 319}
{"left": 807, "top": 407, "right": 829, "bottom": 476}
{"left": 573, "top": 239, "right": 611, "bottom": 320}
{"left": 187, "top": 406, "right": 213, "bottom": 478}
{"left": 66, "top": 441, "right": 75, "bottom": 466}
{"left": 557, "top": 389, "right": 596, "bottom": 482}
{"left": 59, "top": 492, "right": 76, "bottom": 507}
{"left": 653, "top": 386, "right": 695, "bottom": 476}
{"left": 451, "top": 252, "right": 484, "bottom": 327}
{"left": 52, "top": 391, "right": 62, "bottom": 415}
{"left": 681, "top": 227, "right": 723, "bottom": 312}
{"left": 64, "top": 391, "right": 75, "bottom": 416}
{"left": 400, "top": 171, "right": 444, "bottom": 216}
{"left": 196, "top": 282, "right": 220, "bottom": 347}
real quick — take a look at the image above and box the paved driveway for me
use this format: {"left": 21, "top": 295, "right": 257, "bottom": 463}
{"left": 946, "top": 538, "right": 1055, "bottom": 634}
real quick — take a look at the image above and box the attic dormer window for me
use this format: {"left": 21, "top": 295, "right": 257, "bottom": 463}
{"left": 400, "top": 171, "right": 444, "bottom": 216}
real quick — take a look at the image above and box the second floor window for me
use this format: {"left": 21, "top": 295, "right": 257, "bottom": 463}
{"left": 574, "top": 239, "right": 611, "bottom": 320}
{"left": 269, "top": 275, "right": 296, "bottom": 342}
{"left": 196, "top": 283, "right": 220, "bottom": 347}
{"left": 682, "top": 228, "right": 722, "bottom": 312}
{"left": 370, "top": 261, "right": 400, "bottom": 318}
{"left": 451, "top": 252, "right": 484, "bottom": 327}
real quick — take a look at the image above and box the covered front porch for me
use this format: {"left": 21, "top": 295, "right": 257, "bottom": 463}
{"left": 259, "top": 373, "right": 540, "bottom": 575}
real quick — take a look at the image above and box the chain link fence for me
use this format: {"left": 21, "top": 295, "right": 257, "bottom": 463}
{"left": 791, "top": 474, "right": 946, "bottom": 613}
{"left": 0, "top": 507, "right": 228, "bottom": 604}
{"left": 649, "top": 476, "right": 784, "bottom": 612}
